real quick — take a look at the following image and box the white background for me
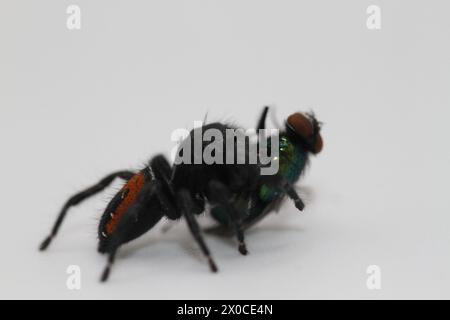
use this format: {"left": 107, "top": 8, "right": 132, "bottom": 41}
{"left": 0, "top": 1, "right": 449, "bottom": 299}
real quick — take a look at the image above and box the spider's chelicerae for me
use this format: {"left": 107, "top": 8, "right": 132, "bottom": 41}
{"left": 39, "top": 107, "right": 323, "bottom": 282}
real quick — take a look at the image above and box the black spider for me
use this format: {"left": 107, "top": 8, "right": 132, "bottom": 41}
{"left": 39, "top": 106, "right": 323, "bottom": 282}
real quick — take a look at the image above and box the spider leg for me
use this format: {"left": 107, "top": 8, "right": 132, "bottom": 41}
{"left": 256, "top": 106, "right": 269, "bottom": 130}
{"left": 39, "top": 170, "right": 135, "bottom": 251}
{"left": 100, "top": 248, "right": 117, "bottom": 282}
{"left": 208, "top": 180, "right": 248, "bottom": 255}
{"left": 177, "top": 189, "right": 218, "bottom": 273}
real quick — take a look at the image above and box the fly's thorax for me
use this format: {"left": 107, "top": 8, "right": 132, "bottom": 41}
{"left": 278, "top": 135, "right": 309, "bottom": 184}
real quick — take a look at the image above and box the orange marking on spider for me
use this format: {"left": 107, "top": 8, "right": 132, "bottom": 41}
{"left": 105, "top": 172, "right": 145, "bottom": 235}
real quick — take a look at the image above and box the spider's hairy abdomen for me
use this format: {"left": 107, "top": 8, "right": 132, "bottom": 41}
{"left": 104, "top": 172, "right": 146, "bottom": 235}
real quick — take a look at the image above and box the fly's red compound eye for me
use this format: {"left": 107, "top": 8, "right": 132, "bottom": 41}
{"left": 313, "top": 133, "right": 323, "bottom": 154}
{"left": 287, "top": 112, "right": 323, "bottom": 154}
{"left": 287, "top": 112, "right": 314, "bottom": 139}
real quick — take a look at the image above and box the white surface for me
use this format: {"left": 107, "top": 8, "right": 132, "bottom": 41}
{"left": 0, "top": 1, "right": 449, "bottom": 299}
